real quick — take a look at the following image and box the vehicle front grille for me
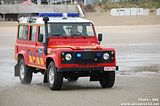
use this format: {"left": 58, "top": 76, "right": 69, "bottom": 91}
{"left": 61, "top": 51, "right": 115, "bottom": 64}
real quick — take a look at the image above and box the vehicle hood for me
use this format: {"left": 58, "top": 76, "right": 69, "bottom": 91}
{"left": 48, "top": 43, "right": 101, "bottom": 50}
{"left": 48, "top": 37, "right": 102, "bottom": 50}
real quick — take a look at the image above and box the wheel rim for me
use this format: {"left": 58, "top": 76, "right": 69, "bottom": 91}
{"left": 49, "top": 67, "right": 54, "bottom": 85}
{"left": 20, "top": 64, "right": 25, "bottom": 80}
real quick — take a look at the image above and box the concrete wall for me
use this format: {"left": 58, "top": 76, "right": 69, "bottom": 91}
{"left": 0, "top": 4, "right": 78, "bottom": 21}
{"left": 0, "top": 4, "right": 78, "bottom": 14}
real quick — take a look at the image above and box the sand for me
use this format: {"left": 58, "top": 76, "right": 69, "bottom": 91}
{"left": 85, "top": 13, "right": 160, "bottom": 26}
{"left": 0, "top": 15, "right": 160, "bottom": 106}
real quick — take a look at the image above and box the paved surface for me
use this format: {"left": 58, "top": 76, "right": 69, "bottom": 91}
{"left": 0, "top": 25, "right": 160, "bottom": 106}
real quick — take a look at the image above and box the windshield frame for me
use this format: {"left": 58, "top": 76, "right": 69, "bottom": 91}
{"left": 47, "top": 22, "right": 96, "bottom": 37}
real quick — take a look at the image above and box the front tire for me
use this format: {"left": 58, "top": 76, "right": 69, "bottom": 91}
{"left": 47, "top": 61, "right": 63, "bottom": 90}
{"left": 99, "top": 71, "right": 115, "bottom": 88}
{"left": 19, "top": 58, "right": 33, "bottom": 84}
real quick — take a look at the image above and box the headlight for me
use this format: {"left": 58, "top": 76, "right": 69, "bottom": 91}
{"left": 103, "top": 53, "right": 109, "bottom": 60}
{"left": 65, "top": 53, "right": 72, "bottom": 61}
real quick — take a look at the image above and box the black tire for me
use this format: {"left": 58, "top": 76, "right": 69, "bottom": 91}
{"left": 47, "top": 61, "right": 63, "bottom": 90}
{"left": 67, "top": 76, "right": 78, "bottom": 82}
{"left": 19, "top": 58, "right": 32, "bottom": 84}
{"left": 99, "top": 71, "right": 115, "bottom": 88}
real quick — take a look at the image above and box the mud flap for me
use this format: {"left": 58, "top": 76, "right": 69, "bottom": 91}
{"left": 43, "top": 71, "right": 48, "bottom": 83}
{"left": 14, "top": 64, "right": 19, "bottom": 77}
{"left": 116, "top": 66, "right": 119, "bottom": 71}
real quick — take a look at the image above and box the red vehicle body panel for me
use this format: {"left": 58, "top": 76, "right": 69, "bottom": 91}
{"left": 15, "top": 24, "right": 117, "bottom": 71}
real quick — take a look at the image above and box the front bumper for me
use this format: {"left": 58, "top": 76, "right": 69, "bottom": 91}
{"left": 57, "top": 66, "right": 119, "bottom": 72}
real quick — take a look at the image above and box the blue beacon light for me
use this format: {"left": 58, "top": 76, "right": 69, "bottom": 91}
{"left": 96, "top": 53, "right": 102, "bottom": 57}
{"left": 67, "top": 12, "right": 79, "bottom": 17}
{"left": 76, "top": 53, "right": 82, "bottom": 58}
{"left": 38, "top": 13, "right": 63, "bottom": 17}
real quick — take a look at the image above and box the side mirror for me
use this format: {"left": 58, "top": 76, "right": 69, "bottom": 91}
{"left": 38, "top": 34, "right": 43, "bottom": 42}
{"left": 98, "top": 33, "right": 103, "bottom": 42}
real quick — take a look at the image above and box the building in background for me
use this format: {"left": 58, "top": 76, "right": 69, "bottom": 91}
{"left": 0, "top": 0, "right": 102, "bottom": 5}
{"left": 37, "top": 0, "right": 102, "bottom": 5}
{"left": 0, "top": 0, "right": 79, "bottom": 21}
{"left": 0, "top": 0, "right": 26, "bottom": 4}
{"left": 0, "top": 0, "right": 102, "bottom": 21}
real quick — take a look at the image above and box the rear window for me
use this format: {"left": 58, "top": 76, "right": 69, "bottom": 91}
{"left": 18, "top": 25, "right": 28, "bottom": 40}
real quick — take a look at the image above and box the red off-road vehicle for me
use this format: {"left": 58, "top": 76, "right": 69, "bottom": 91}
{"left": 14, "top": 13, "right": 118, "bottom": 90}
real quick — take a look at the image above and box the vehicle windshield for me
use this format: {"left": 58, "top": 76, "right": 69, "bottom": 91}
{"left": 48, "top": 23, "right": 95, "bottom": 37}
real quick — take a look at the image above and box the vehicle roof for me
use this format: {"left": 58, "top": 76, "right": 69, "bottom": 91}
{"left": 19, "top": 17, "right": 93, "bottom": 24}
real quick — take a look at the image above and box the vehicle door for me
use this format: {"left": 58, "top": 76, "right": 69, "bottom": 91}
{"left": 16, "top": 25, "right": 31, "bottom": 65}
{"left": 27, "top": 25, "right": 37, "bottom": 66}
{"left": 34, "top": 25, "right": 46, "bottom": 69}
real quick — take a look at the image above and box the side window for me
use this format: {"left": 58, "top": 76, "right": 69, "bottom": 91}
{"left": 38, "top": 26, "right": 45, "bottom": 42}
{"left": 18, "top": 25, "right": 28, "bottom": 40}
{"left": 29, "top": 26, "right": 36, "bottom": 42}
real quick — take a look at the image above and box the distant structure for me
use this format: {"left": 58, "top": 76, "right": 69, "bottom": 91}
{"left": 0, "top": 0, "right": 79, "bottom": 21}
{"left": 0, "top": 0, "right": 26, "bottom": 4}
{"left": 0, "top": 0, "right": 102, "bottom": 5}
{"left": 0, "top": 0, "right": 101, "bottom": 21}
{"left": 29, "top": 0, "right": 102, "bottom": 5}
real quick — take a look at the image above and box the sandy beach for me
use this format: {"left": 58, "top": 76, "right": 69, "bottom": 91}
{"left": 0, "top": 15, "right": 160, "bottom": 106}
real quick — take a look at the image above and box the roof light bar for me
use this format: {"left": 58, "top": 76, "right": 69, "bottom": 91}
{"left": 67, "top": 12, "right": 79, "bottom": 17}
{"left": 39, "top": 13, "right": 63, "bottom": 17}
{"left": 38, "top": 12, "right": 79, "bottom": 17}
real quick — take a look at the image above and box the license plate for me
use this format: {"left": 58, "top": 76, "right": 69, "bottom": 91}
{"left": 104, "top": 67, "right": 116, "bottom": 71}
